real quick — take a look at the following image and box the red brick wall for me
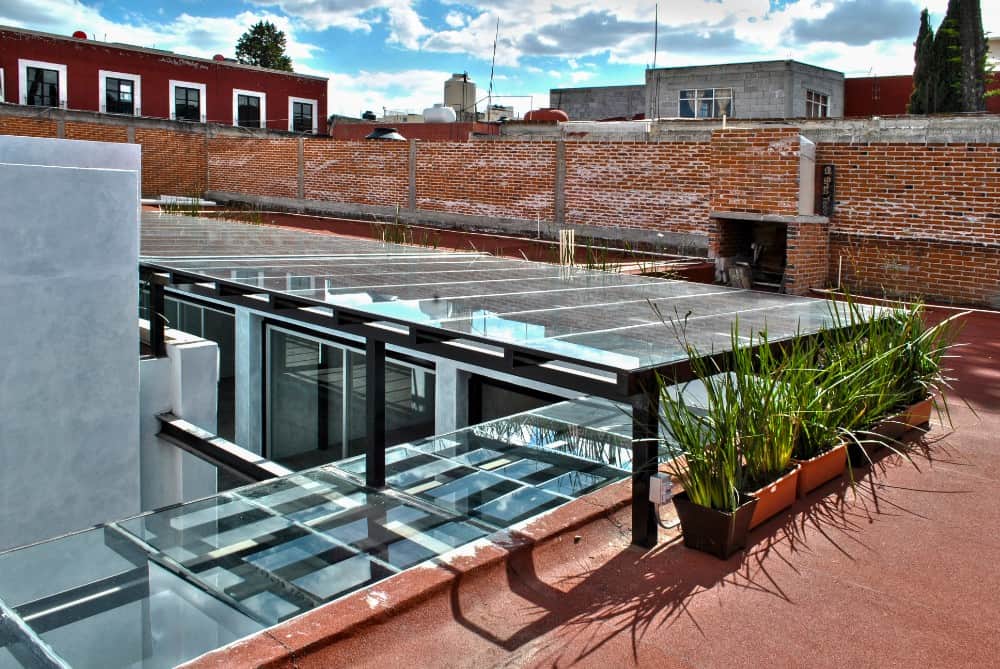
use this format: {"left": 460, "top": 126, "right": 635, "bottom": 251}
{"left": 137, "top": 127, "right": 207, "bottom": 197}
{"left": 564, "top": 142, "right": 711, "bottom": 234}
{"left": 785, "top": 221, "right": 830, "bottom": 295}
{"left": 0, "top": 116, "right": 57, "bottom": 137}
{"left": 710, "top": 128, "right": 800, "bottom": 215}
{"left": 415, "top": 141, "right": 556, "bottom": 220}
{"left": 64, "top": 121, "right": 128, "bottom": 142}
{"left": 831, "top": 234, "right": 1000, "bottom": 306}
{"left": 304, "top": 141, "right": 409, "bottom": 207}
{"left": 207, "top": 137, "right": 298, "bottom": 199}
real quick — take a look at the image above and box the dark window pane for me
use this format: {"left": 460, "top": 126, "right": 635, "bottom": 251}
{"left": 293, "top": 101, "right": 313, "bottom": 133}
{"left": 678, "top": 98, "right": 695, "bottom": 117}
{"left": 174, "top": 86, "right": 201, "bottom": 122}
{"left": 105, "top": 77, "right": 134, "bottom": 115}
{"left": 26, "top": 67, "right": 59, "bottom": 107}
{"left": 237, "top": 94, "right": 261, "bottom": 128}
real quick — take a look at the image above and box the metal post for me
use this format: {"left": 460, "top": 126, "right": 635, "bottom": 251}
{"left": 366, "top": 338, "right": 387, "bottom": 488}
{"left": 149, "top": 272, "right": 167, "bottom": 358}
{"left": 631, "top": 380, "right": 660, "bottom": 548}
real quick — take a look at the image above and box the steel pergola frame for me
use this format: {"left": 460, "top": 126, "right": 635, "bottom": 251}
{"left": 140, "top": 261, "right": 848, "bottom": 548}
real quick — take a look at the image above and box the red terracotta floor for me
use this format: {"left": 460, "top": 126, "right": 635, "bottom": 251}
{"left": 286, "top": 308, "right": 999, "bottom": 669}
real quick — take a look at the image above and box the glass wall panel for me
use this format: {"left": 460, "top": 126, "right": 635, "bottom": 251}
{"left": 267, "top": 326, "right": 435, "bottom": 468}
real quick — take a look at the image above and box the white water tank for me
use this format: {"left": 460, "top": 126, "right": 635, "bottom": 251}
{"left": 444, "top": 73, "right": 476, "bottom": 119}
{"left": 423, "top": 103, "right": 457, "bottom": 123}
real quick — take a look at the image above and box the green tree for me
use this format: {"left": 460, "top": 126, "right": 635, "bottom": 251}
{"left": 235, "top": 21, "right": 293, "bottom": 72}
{"left": 932, "top": 4, "right": 963, "bottom": 112}
{"left": 908, "top": 9, "right": 935, "bottom": 113}
{"left": 954, "top": 0, "right": 987, "bottom": 111}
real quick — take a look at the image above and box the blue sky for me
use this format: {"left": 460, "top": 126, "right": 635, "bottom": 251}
{"left": 3, "top": 1, "right": 996, "bottom": 117}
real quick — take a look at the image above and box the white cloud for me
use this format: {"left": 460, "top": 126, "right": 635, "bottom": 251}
{"left": 0, "top": 0, "right": 324, "bottom": 66}
{"left": 444, "top": 10, "right": 467, "bottom": 28}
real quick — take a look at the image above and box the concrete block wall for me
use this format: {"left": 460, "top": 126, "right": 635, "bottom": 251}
{"left": 549, "top": 85, "right": 647, "bottom": 121}
{"left": 646, "top": 61, "right": 844, "bottom": 120}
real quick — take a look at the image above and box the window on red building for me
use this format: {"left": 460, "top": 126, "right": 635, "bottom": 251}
{"left": 26, "top": 66, "right": 60, "bottom": 107}
{"left": 175, "top": 86, "right": 201, "bottom": 122}
{"left": 105, "top": 77, "right": 134, "bottom": 115}
{"left": 237, "top": 94, "right": 261, "bottom": 127}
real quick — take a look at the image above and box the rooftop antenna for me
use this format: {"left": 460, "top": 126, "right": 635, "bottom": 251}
{"left": 652, "top": 4, "right": 658, "bottom": 69}
{"left": 488, "top": 17, "right": 499, "bottom": 118}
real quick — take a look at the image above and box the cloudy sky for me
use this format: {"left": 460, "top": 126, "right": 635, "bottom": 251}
{"left": 2, "top": 0, "right": 996, "bottom": 117}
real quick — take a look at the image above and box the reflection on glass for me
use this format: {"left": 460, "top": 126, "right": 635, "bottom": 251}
{"left": 267, "top": 327, "right": 434, "bottom": 470}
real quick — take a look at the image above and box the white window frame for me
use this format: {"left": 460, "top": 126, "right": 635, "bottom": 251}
{"left": 0, "top": 68, "right": 5, "bottom": 102}
{"left": 805, "top": 89, "right": 829, "bottom": 118}
{"left": 99, "top": 70, "right": 141, "bottom": 116}
{"left": 18, "top": 59, "right": 68, "bottom": 108}
{"left": 287, "top": 96, "right": 318, "bottom": 134}
{"left": 678, "top": 88, "right": 734, "bottom": 119}
{"left": 233, "top": 88, "right": 267, "bottom": 128}
{"left": 169, "top": 80, "right": 207, "bottom": 123}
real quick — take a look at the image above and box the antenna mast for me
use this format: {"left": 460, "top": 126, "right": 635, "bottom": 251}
{"left": 488, "top": 17, "right": 499, "bottom": 119}
{"left": 652, "top": 4, "right": 658, "bottom": 69}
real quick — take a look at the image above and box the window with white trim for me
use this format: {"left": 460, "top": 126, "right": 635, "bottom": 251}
{"left": 678, "top": 88, "right": 733, "bottom": 118}
{"left": 805, "top": 90, "right": 829, "bottom": 118}
{"left": 19, "top": 59, "right": 67, "bottom": 108}
{"left": 169, "top": 80, "right": 206, "bottom": 123}
{"left": 99, "top": 70, "right": 140, "bottom": 115}
{"left": 233, "top": 89, "right": 266, "bottom": 128}
{"left": 288, "top": 96, "right": 318, "bottom": 133}
{"left": 0, "top": 69, "right": 5, "bottom": 103}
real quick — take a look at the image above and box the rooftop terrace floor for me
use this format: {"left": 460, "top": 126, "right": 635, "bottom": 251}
{"left": 188, "top": 307, "right": 1000, "bottom": 668}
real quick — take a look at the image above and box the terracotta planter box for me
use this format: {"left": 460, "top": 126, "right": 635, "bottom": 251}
{"left": 746, "top": 465, "right": 801, "bottom": 529}
{"left": 673, "top": 491, "right": 758, "bottom": 560}
{"left": 848, "top": 396, "right": 935, "bottom": 466}
{"left": 792, "top": 443, "right": 847, "bottom": 497}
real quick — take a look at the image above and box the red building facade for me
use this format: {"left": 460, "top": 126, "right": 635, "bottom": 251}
{"left": 0, "top": 25, "right": 328, "bottom": 133}
{"left": 845, "top": 74, "right": 1000, "bottom": 117}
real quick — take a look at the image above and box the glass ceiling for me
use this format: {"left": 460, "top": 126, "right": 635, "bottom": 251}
{"left": 141, "top": 213, "right": 848, "bottom": 374}
{"left": 0, "top": 399, "right": 631, "bottom": 669}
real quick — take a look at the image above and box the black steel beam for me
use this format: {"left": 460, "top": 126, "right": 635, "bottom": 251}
{"left": 366, "top": 338, "right": 387, "bottom": 488}
{"left": 147, "top": 271, "right": 168, "bottom": 358}
{"left": 156, "top": 413, "right": 291, "bottom": 482}
{"left": 630, "top": 383, "right": 660, "bottom": 548}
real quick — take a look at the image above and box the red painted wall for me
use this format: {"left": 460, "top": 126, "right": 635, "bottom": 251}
{"left": 0, "top": 27, "right": 327, "bottom": 132}
{"left": 845, "top": 74, "right": 1000, "bottom": 117}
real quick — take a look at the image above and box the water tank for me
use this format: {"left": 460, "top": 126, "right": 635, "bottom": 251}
{"left": 365, "top": 127, "right": 407, "bottom": 141}
{"left": 524, "top": 108, "right": 569, "bottom": 122}
{"left": 72, "top": 30, "right": 87, "bottom": 39}
{"left": 423, "top": 103, "right": 457, "bottom": 123}
{"left": 213, "top": 54, "right": 226, "bottom": 61}
{"left": 444, "top": 73, "right": 476, "bottom": 119}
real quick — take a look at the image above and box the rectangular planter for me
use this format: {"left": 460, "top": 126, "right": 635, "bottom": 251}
{"left": 848, "top": 396, "right": 935, "bottom": 466}
{"left": 792, "top": 443, "right": 847, "bottom": 497}
{"left": 747, "top": 464, "right": 801, "bottom": 529}
{"left": 673, "top": 491, "right": 758, "bottom": 560}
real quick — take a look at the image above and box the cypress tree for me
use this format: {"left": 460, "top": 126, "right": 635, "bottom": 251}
{"left": 956, "top": 0, "right": 987, "bottom": 111}
{"left": 931, "top": 2, "right": 962, "bottom": 112}
{"left": 908, "top": 9, "right": 935, "bottom": 114}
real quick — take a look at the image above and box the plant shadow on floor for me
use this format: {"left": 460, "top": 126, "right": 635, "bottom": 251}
{"left": 434, "top": 427, "right": 971, "bottom": 666}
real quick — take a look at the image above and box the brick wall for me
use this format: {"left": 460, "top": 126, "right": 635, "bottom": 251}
{"left": 64, "top": 121, "right": 128, "bottom": 142}
{"left": 0, "top": 115, "right": 57, "bottom": 137}
{"left": 818, "top": 141, "right": 1000, "bottom": 306}
{"left": 304, "top": 141, "right": 409, "bottom": 207}
{"left": 564, "top": 142, "right": 711, "bottom": 234}
{"left": 710, "top": 128, "right": 800, "bottom": 215}
{"left": 208, "top": 137, "right": 298, "bottom": 199}
{"left": 785, "top": 221, "right": 830, "bottom": 295}
{"left": 415, "top": 141, "right": 556, "bottom": 220}
{"left": 137, "top": 127, "right": 207, "bottom": 198}
{"left": 831, "top": 233, "right": 1000, "bottom": 307}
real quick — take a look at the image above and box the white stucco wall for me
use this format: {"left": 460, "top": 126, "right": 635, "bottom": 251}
{"left": 0, "top": 135, "right": 141, "bottom": 551}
